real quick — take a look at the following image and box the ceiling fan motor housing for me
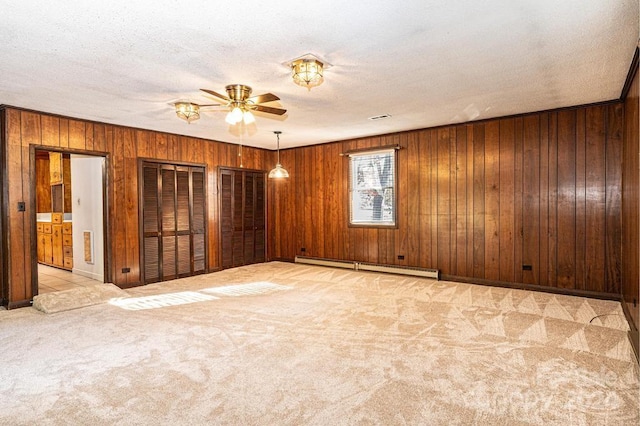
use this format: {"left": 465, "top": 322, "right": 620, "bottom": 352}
{"left": 226, "top": 84, "right": 252, "bottom": 102}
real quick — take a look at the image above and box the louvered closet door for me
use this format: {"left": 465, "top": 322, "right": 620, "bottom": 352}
{"left": 219, "top": 168, "right": 266, "bottom": 269}
{"left": 142, "top": 162, "right": 207, "bottom": 284}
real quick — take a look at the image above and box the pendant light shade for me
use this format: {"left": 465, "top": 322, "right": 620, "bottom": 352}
{"left": 268, "top": 131, "right": 289, "bottom": 179}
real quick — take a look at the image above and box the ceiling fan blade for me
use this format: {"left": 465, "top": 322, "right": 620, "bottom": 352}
{"left": 247, "top": 93, "right": 280, "bottom": 104}
{"left": 251, "top": 104, "right": 287, "bottom": 115}
{"left": 200, "top": 89, "right": 230, "bottom": 102}
{"left": 195, "top": 103, "right": 222, "bottom": 107}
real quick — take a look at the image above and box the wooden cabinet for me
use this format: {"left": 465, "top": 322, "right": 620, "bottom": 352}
{"left": 37, "top": 221, "right": 72, "bottom": 270}
{"left": 52, "top": 224, "right": 63, "bottom": 267}
{"left": 52, "top": 212, "right": 63, "bottom": 224}
{"left": 48, "top": 152, "right": 72, "bottom": 213}
{"left": 62, "top": 223, "right": 73, "bottom": 269}
{"left": 49, "top": 152, "right": 63, "bottom": 185}
{"left": 37, "top": 223, "right": 53, "bottom": 265}
{"left": 37, "top": 223, "right": 46, "bottom": 262}
{"left": 220, "top": 168, "right": 266, "bottom": 269}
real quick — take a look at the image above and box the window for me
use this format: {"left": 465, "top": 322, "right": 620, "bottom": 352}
{"left": 348, "top": 147, "right": 397, "bottom": 227}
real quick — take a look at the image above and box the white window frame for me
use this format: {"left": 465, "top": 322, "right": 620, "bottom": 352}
{"left": 348, "top": 147, "right": 398, "bottom": 228}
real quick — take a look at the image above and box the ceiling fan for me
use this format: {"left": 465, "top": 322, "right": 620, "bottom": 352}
{"left": 173, "top": 84, "right": 286, "bottom": 125}
{"left": 200, "top": 84, "right": 286, "bottom": 125}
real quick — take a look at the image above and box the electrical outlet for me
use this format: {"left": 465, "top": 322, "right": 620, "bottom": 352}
{"left": 398, "top": 255, "right": 405, "bottom": 260}
{"left": 17, "top": 202, "right": 25, "bottom": 212}
{"left": 522, "top": 265, "right": 532, "bottom": 271}
{"left": 300, "top": 247, "right": 306, "bottom": 252}
{"left": 122, "top": 267, "right": 130, "bottom": 273}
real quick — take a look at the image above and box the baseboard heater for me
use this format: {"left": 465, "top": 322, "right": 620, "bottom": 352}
{"left": 294, "top": 256, "right": 439, "bottom": 280}
{"left": 294, "top": 256, "right": 356, "bottom": 270}
{"left": 357, "top": 261, "right": 439, "bottom": 279}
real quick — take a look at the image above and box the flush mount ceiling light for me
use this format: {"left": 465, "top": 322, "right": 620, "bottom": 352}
{"left": 174, "top": 102, "right": 200, "bottom": 123}
{"left": 268, "top": 131, "right": 289, "bottom": 179}
{"left": 284, "top": 54, "right": 331, "bottom": 91}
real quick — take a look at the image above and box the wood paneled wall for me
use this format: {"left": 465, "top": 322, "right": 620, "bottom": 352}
{"left": 269, "top": 103, "right": 624, "bottom": 295}
{"left": 35, "top": 152, "right": 51, "bottom": 212}
{"left": 623, "top": 59, "right": 640, "bottom": 332}
{"left": 1, "top": 107, "right": 270, "bottom": 307}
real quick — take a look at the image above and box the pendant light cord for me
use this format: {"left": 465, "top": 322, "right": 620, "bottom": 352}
{"left": 275, "top": 131, "right": 282, "bottom": 164}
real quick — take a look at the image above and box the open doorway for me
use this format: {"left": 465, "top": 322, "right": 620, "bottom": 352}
{"left": 33, "top": 150, "right": 106, "bottom": 295}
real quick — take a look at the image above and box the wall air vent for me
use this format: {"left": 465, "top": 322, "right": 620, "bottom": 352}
{"left": 368, "top": 114, "right": 392, "bottom": 121}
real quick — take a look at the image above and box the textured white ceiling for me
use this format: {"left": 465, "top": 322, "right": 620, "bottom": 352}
{"left": 0, "top": 1, "right": 637, "bottom": 149}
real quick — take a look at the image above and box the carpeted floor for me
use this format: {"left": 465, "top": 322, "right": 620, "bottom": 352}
{"left": 0, "top": 262, "right": 638, "bottom": 425}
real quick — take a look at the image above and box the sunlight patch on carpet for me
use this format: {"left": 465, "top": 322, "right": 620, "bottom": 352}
{"left": 110, "top": 291, "right": 219, "bottom": 311}
{"left": 201, "top": 282, "right": 292, "bottom": 297}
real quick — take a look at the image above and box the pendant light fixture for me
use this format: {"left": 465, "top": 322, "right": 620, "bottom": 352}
{"left": 268, "top": 131, "right": 289, "bottom": 179}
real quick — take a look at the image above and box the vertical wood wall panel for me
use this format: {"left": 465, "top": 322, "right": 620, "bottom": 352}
{"left": 407, "top": 133, "right": 421, "bottom": 266}
{"left": 124, "top": 128, "right": 140, "bottom": 285}
{"left": 93, "top": 124, "right": 106, "bottom": 152}
{"left": 575, "top": 109, "right": 587, "bottom": 290}
{"left": 41, "top": 115, "right": 59, "bottom": 147}
{"left": 538, "top": 113, "right": 550, "bottom": 287}
{"left": 513, "top": 117, "right": 524, "bottom": 285}
{"left": 110, "top": 127, "right": 126, "bottom": 285}
{"left": 585, "top": 106, "right": 606, "bottom": 292}
{"left": 556, "top": 110, "right": 577, "bottom": 289}
{"left": 547, "top": 112, "right": 559, "bottom": 287}
{"left": 59, "top": 119, "right": 69, "bottom": 148}
{"left": 437, "top": 128, "right": 451, "bottom": 274}
{"left": 429, "top": 130, "right": 438, "bottom": 269}
{"left": 270, "top": 103, "right": 624, "bottom": 296}
{"left": 605, "top": 104, "right": 623, "bottom": 294}
{"left": 522, "top": 115, "right": 540, "bottom": 285}
{"left": 454, "top": 127, "right": 467, "bottom": 277}
{"left": 68, "top": 120, "right": 85, "bottom": 150}
{"left": 472, "top": 124, "right": 485, "bottom": 278}
{"left": 484, "top": 121, "right": 500, "bottom": 281}
{"left": 465, "top": 126, "right": 475, "bottom": 280}
{"left": 85, "top": 123, "right": 94, "bottom": 151}
{"left": 6, "top": 109, "right": 26, "bottom": 302}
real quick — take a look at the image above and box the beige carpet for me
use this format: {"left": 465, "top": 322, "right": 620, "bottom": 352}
{"left": 0, "top": 262, "right": 637, "bottom": 425}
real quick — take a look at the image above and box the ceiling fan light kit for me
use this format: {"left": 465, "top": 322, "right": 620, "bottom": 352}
{"left": 225, "top": 105, "right": 244, "bottom": 125}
